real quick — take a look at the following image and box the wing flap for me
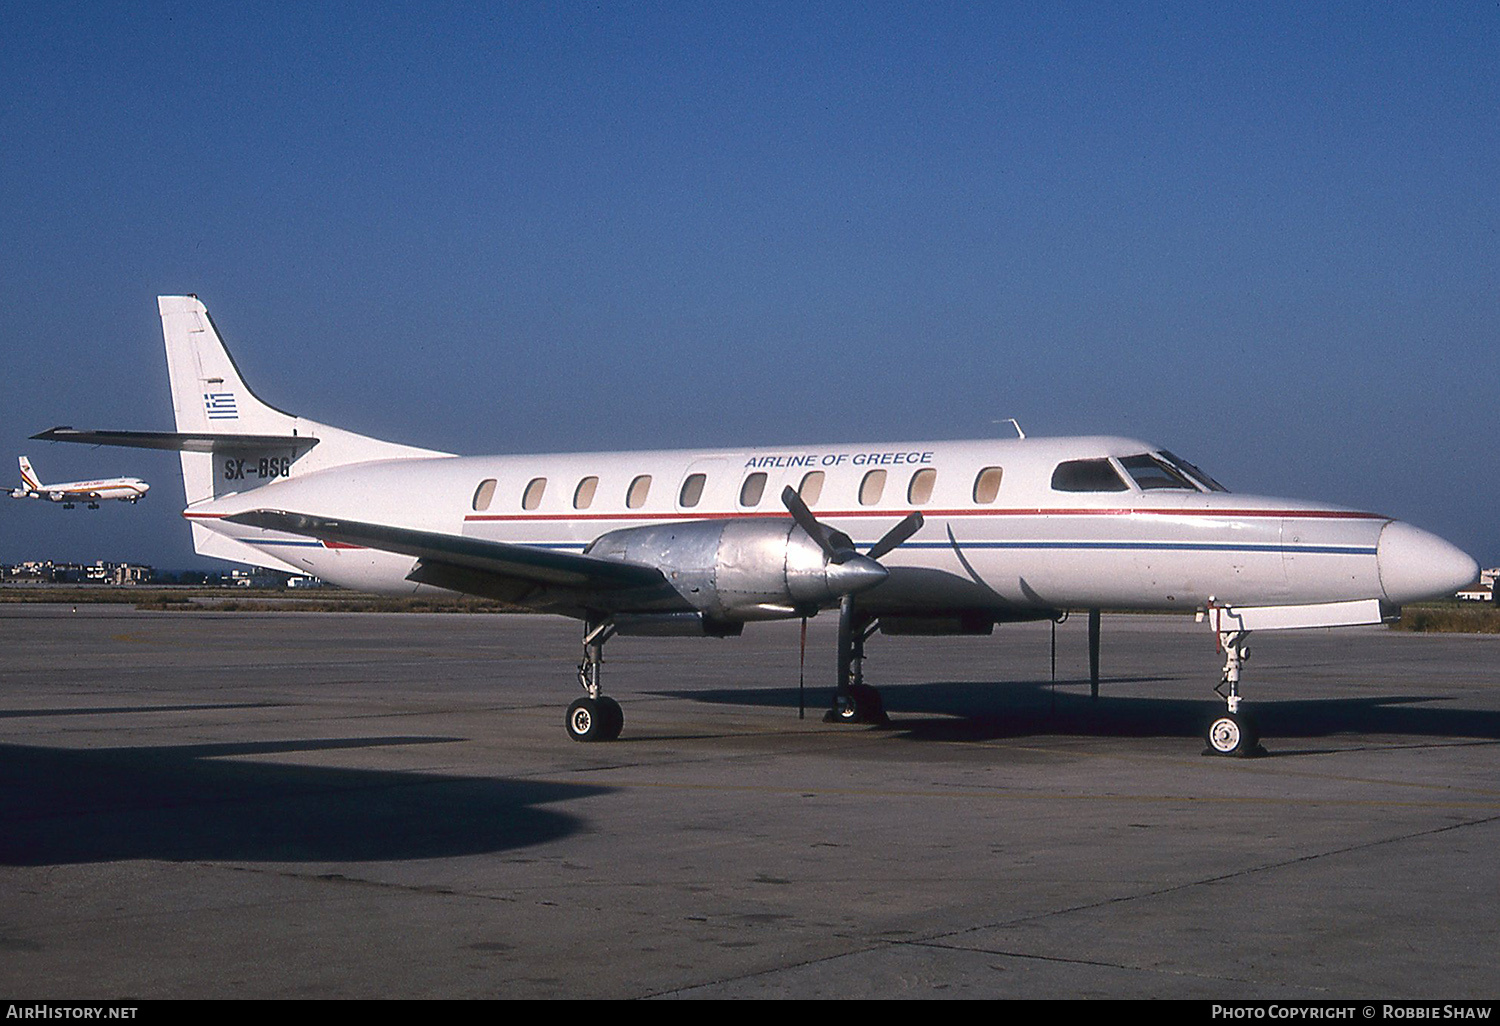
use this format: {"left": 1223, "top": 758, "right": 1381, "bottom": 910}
{"left": 222, "top": 509, "right": 668, "bottom": 592}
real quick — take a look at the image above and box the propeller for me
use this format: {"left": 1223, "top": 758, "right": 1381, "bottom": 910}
{"left": 780, "top": 486, "right": 922, "bottom": 726}
{"left": 780, "top": 486, "right": 924, "bottom": 567}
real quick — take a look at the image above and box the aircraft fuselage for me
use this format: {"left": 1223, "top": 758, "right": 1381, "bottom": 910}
{"left": 184, "top": 435, "right": 1471, "bottom": 621}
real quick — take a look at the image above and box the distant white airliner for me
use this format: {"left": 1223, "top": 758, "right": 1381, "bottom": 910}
{"left": 10, "top": 456, "right": 148, "bottom": 509}
{"left": 33, "top": 296, "right": 1478, "bottom": 754}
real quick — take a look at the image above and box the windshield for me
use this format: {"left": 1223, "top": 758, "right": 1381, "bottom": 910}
{"left": 1051, "top": 458, "right": 1129, "bottom": 492}
{"left": 1156, "top": 450, "right": 1229, "bottom": 492}
{"left": 1119, "top": 454, "right": 1198, "bottom": 491}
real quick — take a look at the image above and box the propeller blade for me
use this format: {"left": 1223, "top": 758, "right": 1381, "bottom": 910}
{"left": 866, "top": 510, "right": 924, "bottom": 561}
{"left": 780, "top": 486, "right": 856, "bottom": 564}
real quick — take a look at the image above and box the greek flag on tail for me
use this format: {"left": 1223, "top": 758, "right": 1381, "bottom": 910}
{"left": 204, "top": 392, "right": 238, "bottom": 420}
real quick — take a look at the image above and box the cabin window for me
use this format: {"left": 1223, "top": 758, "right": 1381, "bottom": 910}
{"left": 573, "top": 476, "right": 598, "bottom": 509}
{"left": 859, "top": 469, "right": 887, "bottom": 506}
{"left": 973, "top": 467, "right": 1002, "bottom": 503}
{"left": 907, "top": 468, "right": 936, "bottom": 505}
{"left": 799, "top": 471, "right": 825, "bottom": 505}
{"left": 472, "top": 479, "right": 497, "bottom": 512}
{"left": 740, "top": 472, "right": 767, "bottom": 507}
{"left": 627, "top": 475, "right": 652, "bottom": 509}
{"left": 1119, "top": 454, "right": 1196, "bottom": 491}
{"left": 680, "top": 473, "right": 707, "bottom": 508}
{"left": 1051, "top": 459, "right": 1128, "bottom": 492}
{"left": 522, "top": 477, "right": 547, "bottom": 510}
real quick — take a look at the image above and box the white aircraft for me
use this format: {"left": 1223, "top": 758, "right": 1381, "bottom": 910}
{"left": 34, "top": 296, "right": 1478, "bottom": 754}
{"left": 10, "top": 455, "right": 148, "bottom": 509}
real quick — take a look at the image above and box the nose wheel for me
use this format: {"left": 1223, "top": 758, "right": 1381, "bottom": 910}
{"left": 1205, "top": 710, "right": 1259, "bottom": 757}
{"left": 1203, "top": 626, "right": 1264, "bottom": 757}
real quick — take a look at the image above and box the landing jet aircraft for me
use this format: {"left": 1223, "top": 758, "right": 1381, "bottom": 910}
{"left": 10, "top": 456, "right": 148, "bottom": 508}
{"left": 34, "top": 296, "right": 1478, "bottom": 754}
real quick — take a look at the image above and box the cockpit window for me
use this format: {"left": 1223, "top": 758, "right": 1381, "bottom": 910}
{"left": 1051, "top": 459, "right": 1129, "bottom": 492}
{"left": 1119, "top": 454, "right": 1196, "bottom": 491}
{"left": 1158, "top": 450, "right": 1229, "bottom": 492}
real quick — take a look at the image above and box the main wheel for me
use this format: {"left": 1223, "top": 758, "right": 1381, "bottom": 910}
{"left": 827, "top": 683, "right": 888, "bottom": 725}
{"left": 1205, "top": 711, "right": 1260, "bottom": 757}
{"left": 567, "top": 698, "right": 605, "bottom": 742}
{"left": 597, "top": 696, "right": 624, "bottom": 741}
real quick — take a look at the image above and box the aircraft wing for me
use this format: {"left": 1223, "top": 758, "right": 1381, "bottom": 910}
{"left": 223, "top": 509, "right": 674, "bottom": 613}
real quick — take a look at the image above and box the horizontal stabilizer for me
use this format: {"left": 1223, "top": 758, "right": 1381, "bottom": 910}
{"left": 32, "top": 427, "right": 320, "bottom": 455}
{"left": 223, "top": 510, "right": 668, "bottom": 592}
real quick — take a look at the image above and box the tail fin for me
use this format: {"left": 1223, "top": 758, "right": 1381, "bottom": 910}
{"left": 158, "top": 296, "right": 450, "bottom": 509}
{"left": 159, "top": 296, "right": 297, "bottom": 437}
{"left": 18, "top": 456, "right": 40, "bottom": 491}
{"left": 157, "top": 296, "right": 452, "bottom": 569}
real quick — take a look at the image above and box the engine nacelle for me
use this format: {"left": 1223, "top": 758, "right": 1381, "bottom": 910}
{"left": 586, "top": 518, "right": 887, "bottom": 621}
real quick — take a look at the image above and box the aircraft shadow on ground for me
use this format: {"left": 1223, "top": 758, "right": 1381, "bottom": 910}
{"left": 0, "top": 736, "right": 608, "bottom": 867}
{"left": 0, "top": 702, "right": 281, "bottom": 719}
{"left": 655, "top": 678, "right": 1500, "bottom": 746}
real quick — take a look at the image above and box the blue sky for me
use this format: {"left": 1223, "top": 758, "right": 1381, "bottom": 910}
{"left": 2, "top": 2, "right": 1496, "bottom": 569}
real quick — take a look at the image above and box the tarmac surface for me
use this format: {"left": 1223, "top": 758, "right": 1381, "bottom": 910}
{"left": 1, "top": 604, "right": 1497, "bottom": 999}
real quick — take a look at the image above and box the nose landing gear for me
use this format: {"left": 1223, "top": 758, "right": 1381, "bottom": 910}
{"left": 1204, "top": 628, "right": 1263, "bottom": 757}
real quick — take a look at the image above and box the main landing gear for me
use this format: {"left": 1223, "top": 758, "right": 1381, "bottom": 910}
{"left": 827, "top": 596, "right": 889, "bottom": 726}
{"left": 1204, "top": 628, "right": 1264, "bottom": 757}
{"left": 567, "top": 620, "right": 623, "bottom": 742}
{"left": 561, "top": 601, "right": 891, "bottom": 742}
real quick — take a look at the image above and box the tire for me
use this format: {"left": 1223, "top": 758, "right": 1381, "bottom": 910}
{"left": 832, "top": 684, "right": 888, "bottom": 725}
{"left": 567, "top": 698, "right": 604, "bottom": 742}
{"left": 1205, "top": 712, "right": 1260, "bottom": 757}
{"left": 597, "top": 696, "right": 624, "bottom": 741}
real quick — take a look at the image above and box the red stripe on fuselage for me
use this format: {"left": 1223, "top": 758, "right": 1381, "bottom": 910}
{"left": 464, "top": 507, "right": 1388, "bottom": 523}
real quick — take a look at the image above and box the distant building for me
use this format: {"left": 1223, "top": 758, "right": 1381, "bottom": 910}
{"left": 83, "top": 561, "right": 152, "bottom": 585}
{"left": 5, "top": 560, "right": 151, "bottom": 585}
{"left": 228, "top": 567, "right": 299, "bottom": 588}
{"left": 111, "top": 564, "right": 152, "bottom": 585}
{"left": 1455, "top": 568, "right": 1500, "bottom": 603}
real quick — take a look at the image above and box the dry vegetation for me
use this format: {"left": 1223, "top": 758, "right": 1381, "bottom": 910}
{"left": 1389, "top": 603, "right": 1500, "bottom": 634}
{"left": 0, "top": 586, "right": 511, "bottom": 613}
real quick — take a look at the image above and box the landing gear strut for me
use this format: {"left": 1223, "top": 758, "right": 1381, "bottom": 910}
{"left": 826, "top": 596, "right": 888, "bottom": 725}
{"left": 567, "top": 620, "right": 623, "bottom": 742}
{"left": 1205, "top": 628, "right": 1262, "bottom": 757}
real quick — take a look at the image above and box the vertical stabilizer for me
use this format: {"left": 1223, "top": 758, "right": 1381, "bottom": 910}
{"left": 158, "top": 296, "right": 449, "bottom": 511}
{"left": 159, "top": 296, "right": 297, "bottom": 438}
{"left": 157, "top": 295, "right": 452, "bottom": 567}
{"left": 18, "top": 456, "right": 40, "bottom": 491}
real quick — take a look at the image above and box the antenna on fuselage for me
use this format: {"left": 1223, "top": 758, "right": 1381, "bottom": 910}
{"left": 992, "top": 418, "right": 1025, "bottom": 439}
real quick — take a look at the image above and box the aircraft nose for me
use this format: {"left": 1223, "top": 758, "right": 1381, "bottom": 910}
{"left": 1376, "top": 521, "right": 1478, "bottom": 605}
